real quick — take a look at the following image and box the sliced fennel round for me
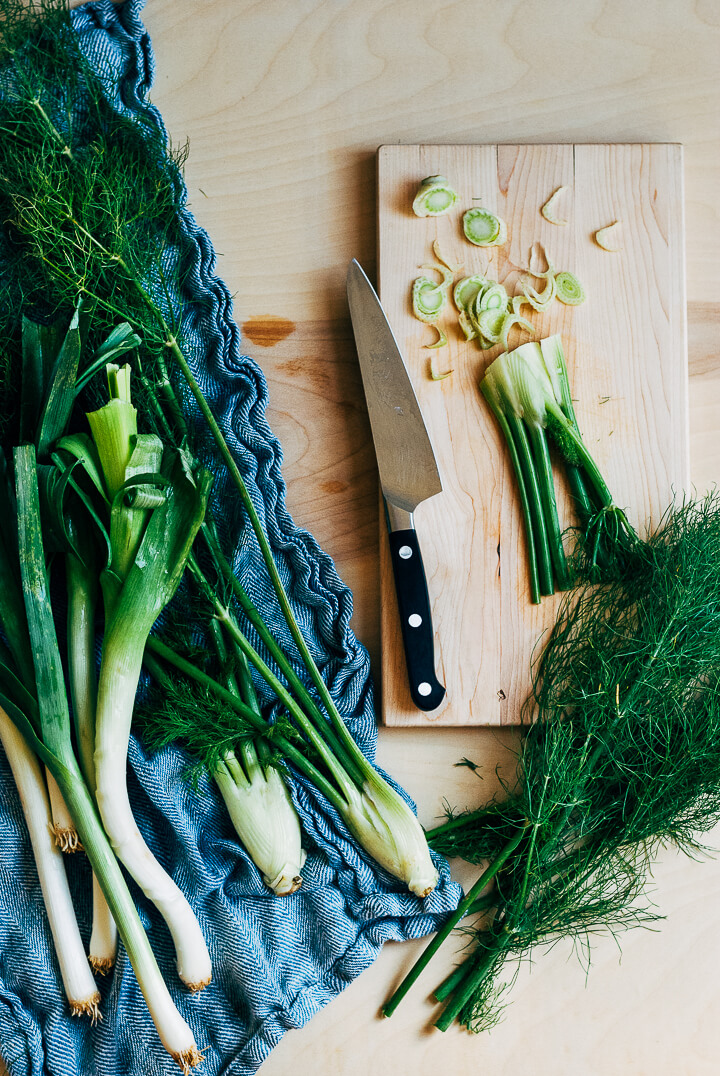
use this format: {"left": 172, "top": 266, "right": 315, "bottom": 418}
{"left": 478, "top": 282, "right": 508, "bottom": 312}
{"left": 555, "top": 271, "right": 586, "bottom": 305}
{"left": 454, "top": 274, "right": 488, "bottom": 313}
{"left": 462, "top": 207, "right": 506, "bottom": 247}
{"left": 412, "top": 277, "right": 446, "bottom": 323}
{"left": 412, "top": 175, "right": 458, "bottom": 217}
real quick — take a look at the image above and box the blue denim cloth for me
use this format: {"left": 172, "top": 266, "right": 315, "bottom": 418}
{"left": 0, "top": 3, "right": 462, "bottom": 1074}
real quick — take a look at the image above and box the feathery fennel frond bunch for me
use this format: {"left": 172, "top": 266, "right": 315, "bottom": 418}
{"left": 385, "top": 495, "right": 720, "bottom": 1030}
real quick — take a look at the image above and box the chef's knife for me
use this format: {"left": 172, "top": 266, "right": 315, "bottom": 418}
{"left": 347, "top": 259, "right": 446, "bottom": 711}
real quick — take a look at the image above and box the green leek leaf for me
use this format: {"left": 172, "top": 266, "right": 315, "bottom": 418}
{"left": 35, "top": 301, "right": 82, "bottom": 459}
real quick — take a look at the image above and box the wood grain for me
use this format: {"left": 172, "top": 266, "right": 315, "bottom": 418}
{"left": 377, "top": 143, "right": 688, "bottom": 726}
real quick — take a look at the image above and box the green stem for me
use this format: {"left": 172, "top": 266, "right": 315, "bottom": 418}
{"left": 188, "top": 557, "right": 364, "bottom": 794}
{"left": 434, "top": 930, "right": 509, "bottom": 1031}
{"left": 432, "top": 911, "right": 500, "bottom": 1003}
{"left": 505, "top": 412, "right": 554, "bottom": 597}
{"left": 209, "top": 619, "right": 262, "bottom": 784}
{"left": 200, "top": 524, "right": 372, "bottom": 781}
{"left": 481, "top": 391, "right": 540, "bottom": 604}
{"left": 426, "top": 809, "right": 496, "bottom": 842}
{"left": 565, "top": 464, "right": 597, "bottom": 524}
{"left": 527, "top": 423, "right": 570, "bottom": 590}
{"left": 161, "top": 336, "right": 359, "bottom": 767}
{"left": 29, "top": 96, "right": 73, "bottom": 160}
{"left": 547, "top": 402, "right": 616, "bottom": 512}
{"left": 144, "top": 635, "right": 347, "bottom": 812}
{"left": 213, "top": 603, "right": 358, "bottom": 802}
{"left": 382, "top": 824, "right": 527, "bottom": 1018}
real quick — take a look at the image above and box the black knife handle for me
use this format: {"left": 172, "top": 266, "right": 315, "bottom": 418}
{"left": 388, "top": 528, "right": 446, "bottom": 711}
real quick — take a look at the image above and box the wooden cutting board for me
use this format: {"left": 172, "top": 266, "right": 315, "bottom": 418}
{"left": 376, "top": 143, "right": 688, "bottom": 727}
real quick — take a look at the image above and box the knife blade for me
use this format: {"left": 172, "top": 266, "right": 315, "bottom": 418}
{"left": 347, "top": 258, "right": 446, "bottom": 712}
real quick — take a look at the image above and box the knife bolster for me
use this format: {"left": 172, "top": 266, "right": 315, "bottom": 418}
{"left": 385, "top": 502, "right": 414, "bottom": 532}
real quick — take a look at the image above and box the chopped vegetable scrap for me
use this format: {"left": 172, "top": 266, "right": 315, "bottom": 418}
{"left": 554, "top": 271, "right": 586, "bottom": 305}
{"left": 540, "top": 185, "right": 569, "bottom": 225}
{"left": 594, "top": 220, "right": 623, "bottom": 251}
{"left": 412, "top": 175, "right": 458, "bottom": 216}
{"left": 463, "top": 207, "right": 507, "bottom": 247}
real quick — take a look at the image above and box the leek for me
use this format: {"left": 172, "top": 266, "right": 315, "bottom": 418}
{"left": 0, "top": 708, "right": 100, "bottom": 1017}
{"left": 86, "top": 371, "right": 213, "bottom": 989}
{"left": 9, "top": 443, "right": 202, "bottom": 1070}
{"left": 65, "top": 550, "right": 117, "bottom": 972}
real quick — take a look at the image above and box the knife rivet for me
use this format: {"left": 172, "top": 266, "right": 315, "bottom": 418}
{"left": 399, "top": 545, "right": 413, "bottom": 559}
{"left": 417, "top": 682, "right": 432, "bottom": 697}
{"left": 408, "top": 613, "right": 422, "bottom": 627}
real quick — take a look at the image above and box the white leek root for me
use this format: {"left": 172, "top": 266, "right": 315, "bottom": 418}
{"left": 46, "top": 769, "right": 82, "bottom": 852}
{"left": 0, "top": 710, "right": 100, "bottom": 1018}
{"left": 89, "top": 875, "right": 117, "bottom": 974}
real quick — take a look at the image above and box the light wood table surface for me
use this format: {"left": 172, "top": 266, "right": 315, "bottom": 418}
{"left": 8, "top": 2, "right": 720, "bottom": 1074}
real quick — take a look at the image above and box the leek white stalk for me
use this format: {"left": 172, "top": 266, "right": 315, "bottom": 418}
{"left": 0, "top": 708, "right": 100, "bottom": 1018}
{"left": 66, "top": 551, "right": 117, "bottom": 972}
{"left": 86, "top": 366, "right": 212, "bottom": 987}
{"left": 94, "top": 619, "right": 211, "bottom": 990}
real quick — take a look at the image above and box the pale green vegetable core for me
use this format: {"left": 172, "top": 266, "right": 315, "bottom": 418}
{"left": 462, "top": 207, "right": 505, "bottom": 247}
{"left": 555, "top": 271, "right": 586, "bottom": 305}
{"left": 412, "top": 175, "right": 458, "bottom": 217}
